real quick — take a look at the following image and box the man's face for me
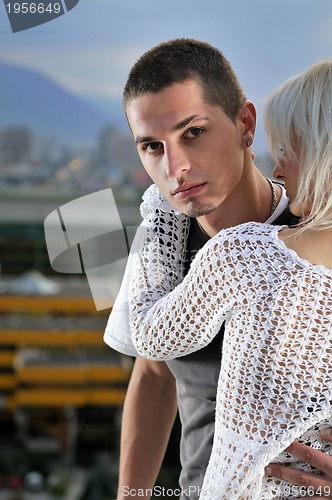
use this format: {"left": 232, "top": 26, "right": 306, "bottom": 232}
{"left": 126, "top": 79, "right": 246, "bottom": 219}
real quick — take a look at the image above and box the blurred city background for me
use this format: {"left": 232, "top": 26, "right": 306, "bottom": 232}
{"left": 0, "top": 0, "right": 331, "bottom": 498}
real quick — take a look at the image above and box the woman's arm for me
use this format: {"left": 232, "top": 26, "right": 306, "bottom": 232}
{"left": 129, "top": 230, "right": 234, "bottom": 360}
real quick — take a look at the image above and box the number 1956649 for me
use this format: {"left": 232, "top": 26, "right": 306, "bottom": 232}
{"left": 6, "top": 3, "right": 62, "bottom": 14}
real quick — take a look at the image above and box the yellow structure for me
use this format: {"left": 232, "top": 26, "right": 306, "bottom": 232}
{"left": 0, "top": 295, "right": 131, "bottom": 411}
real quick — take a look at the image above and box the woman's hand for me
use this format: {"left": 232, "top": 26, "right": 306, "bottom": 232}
{"left": 265, "top": 429, "right": 332, "bottom": 498}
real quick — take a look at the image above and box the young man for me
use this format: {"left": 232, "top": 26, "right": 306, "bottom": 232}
{"left": 104, "top": 39, "right": 332, "bottom": 499}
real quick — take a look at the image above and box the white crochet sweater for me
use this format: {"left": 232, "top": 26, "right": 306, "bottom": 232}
{"left": 129, "top": 185, "right": 332, "bottom": 499}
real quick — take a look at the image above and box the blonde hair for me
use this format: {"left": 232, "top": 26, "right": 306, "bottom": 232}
{"left": 263, "top": 60, "right": 332, "bottom": 232}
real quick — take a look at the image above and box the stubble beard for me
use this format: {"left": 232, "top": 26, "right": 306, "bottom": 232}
{"left": 184, "top": 198, "right": 216, "bottom": 218}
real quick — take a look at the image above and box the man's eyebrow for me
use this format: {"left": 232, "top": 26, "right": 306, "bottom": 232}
{"left": 135, "top": 136, "right": 155, "bottom": 145}
{"left": 135, "top": 115, "right": 208, "bottom": 144}
{"left": 173, "top": 115, "right": 198, "bottom": 131}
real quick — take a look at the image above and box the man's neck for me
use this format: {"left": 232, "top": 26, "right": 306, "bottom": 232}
{"left": 197, "top": 171, "right": 282, "bottom": 237}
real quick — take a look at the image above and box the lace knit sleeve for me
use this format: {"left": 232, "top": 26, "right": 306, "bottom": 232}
{"left": 129, "top": 217, "right": 238, "bottom": 360}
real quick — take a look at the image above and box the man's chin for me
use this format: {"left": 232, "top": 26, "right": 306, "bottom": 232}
{"left": 184, "top": 200, "right": 215, "bottom": 218}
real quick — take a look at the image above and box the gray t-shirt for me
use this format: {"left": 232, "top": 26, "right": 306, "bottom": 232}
{"left": 167, "top": 218, "right": 220, "bottom": 500}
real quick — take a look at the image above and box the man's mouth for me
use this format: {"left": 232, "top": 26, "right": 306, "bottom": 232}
{"left": 172, "top": 183, "right": 206, "bottom": 200}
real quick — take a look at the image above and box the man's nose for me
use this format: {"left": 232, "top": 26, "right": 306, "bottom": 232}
{"left": 165, "top": 144, "right": 191, "bottom": 179}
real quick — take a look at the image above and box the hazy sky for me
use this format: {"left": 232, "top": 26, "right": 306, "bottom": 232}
{"left": 1, "top": 0, "right": 332, "bottom": 151}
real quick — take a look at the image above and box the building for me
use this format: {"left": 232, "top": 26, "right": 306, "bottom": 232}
{"left": 0, "top": 127, "right": 33, "bottom": 166}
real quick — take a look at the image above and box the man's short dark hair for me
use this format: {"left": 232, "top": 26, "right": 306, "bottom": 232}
{"left": 123, "top": 38, "right": 246, "bottom": 122}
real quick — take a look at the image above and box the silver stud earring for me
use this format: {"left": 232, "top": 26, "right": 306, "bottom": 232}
{"left": 246, "top": 139, "right": 252, "bottom": 147}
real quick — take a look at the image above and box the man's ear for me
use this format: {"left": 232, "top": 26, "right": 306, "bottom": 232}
{"left": 238, "top": 100, "right": 256, "bottom": 139}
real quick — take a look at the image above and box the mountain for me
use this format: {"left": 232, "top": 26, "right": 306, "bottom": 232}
{"left": 82, "top": 94, "right": 128, "bottom": 131}
{"left": 0, "top": 61, "right": 119, "bottom": 146}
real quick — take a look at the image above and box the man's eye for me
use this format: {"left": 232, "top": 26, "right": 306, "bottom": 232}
{"left": 185, "top": 127, "right": 203, "bottom": 139}
{"left": 142, "top": 142, "right": 162, "bottom": 153}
